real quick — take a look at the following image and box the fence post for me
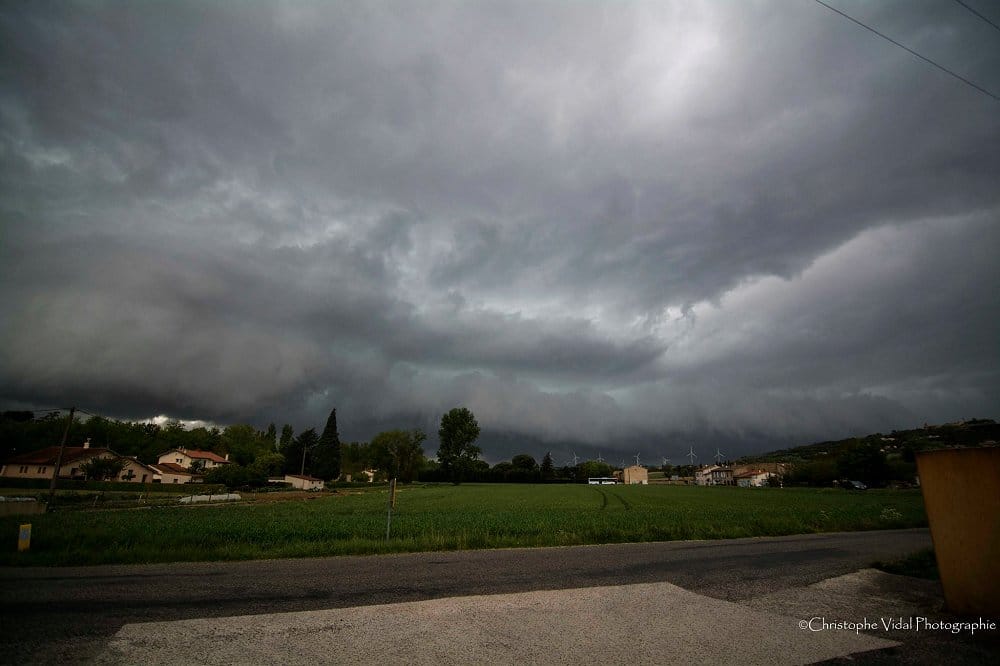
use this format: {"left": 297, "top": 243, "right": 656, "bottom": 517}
{"left": 385, "top": 478, "right": 397, "bottom": 541}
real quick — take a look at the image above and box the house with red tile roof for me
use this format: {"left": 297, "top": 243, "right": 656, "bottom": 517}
{"left": 734, "top": 469, "right": 773, "bottom": 487}
{"left": 1, "top": 441, "right": 158, "bottom": 483}
{"left": 118, "top": 457, "right": 159, "bottom": 484}
{"left": 157, "top": 448, "right": 231, "bottom": 470}
{"left": 0, "top": 441, "right": 117, "bottom": 480}
{"left": 150, "top": 462, "right": 202, "bottom": 484}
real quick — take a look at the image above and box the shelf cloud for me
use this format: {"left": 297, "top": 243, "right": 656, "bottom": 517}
{"left": 2, "top": 1, "right": 998, "bottom": 459}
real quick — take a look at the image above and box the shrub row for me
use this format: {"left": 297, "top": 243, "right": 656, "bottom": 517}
{"left": 0, "top": 477, "right": 224, "bottom": 493}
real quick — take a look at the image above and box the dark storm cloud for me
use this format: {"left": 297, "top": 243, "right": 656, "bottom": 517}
{"left": 1, "top": 1, "right": 998, "bottom": 458}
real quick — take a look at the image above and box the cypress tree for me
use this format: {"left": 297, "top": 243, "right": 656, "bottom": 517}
{"left": 541, "top": 451, "right": 555, "bottom": 480}
{"left": 314, "top": 408, "right": 342, "bottom": 481}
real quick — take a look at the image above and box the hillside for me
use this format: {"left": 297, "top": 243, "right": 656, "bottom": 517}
{"left": 739, "top": 419, "right": 999, "bottom": 465}
{"left": 735, "top": 419, "right": 998, "bottom": 487}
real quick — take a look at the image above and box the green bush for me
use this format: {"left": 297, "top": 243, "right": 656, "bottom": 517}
{"left": 0, "top": 477, "right": 223, "bottom": 493}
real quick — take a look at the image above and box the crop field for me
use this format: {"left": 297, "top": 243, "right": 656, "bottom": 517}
{"left": 0, "top": 484, "right": 927, "bottom": 566}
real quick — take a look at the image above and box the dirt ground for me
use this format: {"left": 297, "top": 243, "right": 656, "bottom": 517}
{"left": 240, "top": 489, "right": 367, "bottom": 503}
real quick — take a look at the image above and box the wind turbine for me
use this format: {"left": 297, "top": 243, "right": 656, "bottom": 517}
{"left": 661, "top": 456, "right": 671, "bottom": 467}
{"left": 634, "top": 453, "right": 641, "bottom": 466}
{"left": 714, "top": 448, "right": 725, "bottom": 464}
{"left": 687, "top": 446, "right": 697, "bottom": 466}
{"left": 566, "top": 452, "right": 579, "bottom": 466}
{"left": 596, "top": 453, "right": 604, "bottom": 463}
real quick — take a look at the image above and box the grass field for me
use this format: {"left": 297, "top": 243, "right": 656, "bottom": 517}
{"left": 0, "top": 484, "right": 927, "bottom": 566}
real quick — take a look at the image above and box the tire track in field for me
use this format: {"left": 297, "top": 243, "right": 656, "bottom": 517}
{"left": 593, "top": 487, "right": 609, "bottom": 509}
{"left": 609, "top": 491, "right": 631, "bottom": 510}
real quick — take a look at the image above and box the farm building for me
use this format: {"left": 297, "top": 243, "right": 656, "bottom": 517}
{"left": 621, "top": 465, "right": 648, "bottom": 485}
{"left": 284, "top": 474, "right": 325, "bottom": 491}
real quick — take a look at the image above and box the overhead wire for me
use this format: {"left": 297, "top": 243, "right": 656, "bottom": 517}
{"left": 953, "top": 0, "right": 1000, "bottom": 34}
{"left": 812, "top": 0, "right": 1000, "bottom": 102}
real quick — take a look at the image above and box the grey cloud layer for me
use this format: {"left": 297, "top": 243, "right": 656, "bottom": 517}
{"left": 2, "top": 1, "right": 998, "bottom": 456}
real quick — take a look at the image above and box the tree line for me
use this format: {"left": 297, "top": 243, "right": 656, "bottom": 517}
{"left": 1, "top": 407, "right": 638, "bottom": 487}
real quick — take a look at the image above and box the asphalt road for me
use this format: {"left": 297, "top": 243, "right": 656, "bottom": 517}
{"left": 0, "top": 528, "right": 933, "bottom": 664}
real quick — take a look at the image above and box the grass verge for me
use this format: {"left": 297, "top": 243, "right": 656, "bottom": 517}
{"left": 1, "top": 484, "right": 927, "bottom": 566}
{"left": 872, "top": 547, "right": 939, "bottom": 580}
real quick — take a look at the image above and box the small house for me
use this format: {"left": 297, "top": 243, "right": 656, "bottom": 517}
{"left": 284, "top": 474, "right": 324, "bottom": 491}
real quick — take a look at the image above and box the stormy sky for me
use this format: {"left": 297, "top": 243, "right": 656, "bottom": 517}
{"left": 2, "top": 1, "right": 998, "bottom": 462}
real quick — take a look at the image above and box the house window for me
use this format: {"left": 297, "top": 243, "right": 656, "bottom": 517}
{"left": 141, "top": 474, "right": 148, "bottom": 483}
{"left": 176, "top": 458, "right": 183, "bottom": 464}
{"left": 37, "top": 466, "right": 47, "bottom": 474}
{"left": 172, "top": 478, "right": 178, "bottom": 483}
{"left": 20, "top": 466, "right": 28, "bottom": 473}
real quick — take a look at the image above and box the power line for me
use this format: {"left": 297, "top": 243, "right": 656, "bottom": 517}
{"left": 813, "top": 0, "right": 1000, "bottom": 102}
{"left": 1, "top": 406, "right": 66, "bottom": 415}
{"left": 953, "top": 0, "right": 1000, "bottom": 34}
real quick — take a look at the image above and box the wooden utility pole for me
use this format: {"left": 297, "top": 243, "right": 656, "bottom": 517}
{"left": 385, "top": 478, "right": 397, "bottom": 540}
{"left": 47, "top": 406, "right": 75, "bottom": 511}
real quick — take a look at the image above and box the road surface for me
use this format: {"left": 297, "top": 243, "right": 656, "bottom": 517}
{"left": 0, "top": 528, "right": 943, "bottom": 663}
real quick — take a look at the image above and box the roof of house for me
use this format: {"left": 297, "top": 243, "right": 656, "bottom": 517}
{"left": 734, "top": 470, "right": 767, "bottom": 479}
{"left": 3, "top": 446, "right": 113, "bottom": 466}
{"left": 122, "top": 457, "right": 158, "bottom": 472}
{"left": 160, "top": 449, "right": 230, "bottom": 464}
{"left": 285, "top": 474, "right": 323, "bottom": 482}
{"left": 151, "top": 462, "right": 195, "bottom": 476}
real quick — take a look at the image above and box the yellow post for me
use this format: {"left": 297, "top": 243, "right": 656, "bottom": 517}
{"left": 18, "top": 523, "right": 31, "bottom": 552}
{"left": 916, "top": 447, "right": 1000, "bottom": 616}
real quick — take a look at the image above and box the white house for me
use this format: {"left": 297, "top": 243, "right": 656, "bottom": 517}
{"left": 284, "top": 474, "right": 324, "bottom": 491}
{"left": 1, "top": 441, "right": 155, "bottom": 483}
{"left": 157, "top": 448, "right": 231, "bottom": 470}
{"left": 735, "top": 469, "right": 773, "bottom": 488}
{"left": 695, "top": 465, "right": 718, "bottom": 486}
{"left": 117, "top": 457, "right": 158, "bottom": 484}
{"left": 151, "top": 462, "right": 200, "bottom": 484}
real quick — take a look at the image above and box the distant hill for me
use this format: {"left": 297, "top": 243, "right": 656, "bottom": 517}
{"left": 731, "top": 419, "right": 999, "bottom": 487}
{"left": 739, "top": 418, "right": 999, "bottom": 465}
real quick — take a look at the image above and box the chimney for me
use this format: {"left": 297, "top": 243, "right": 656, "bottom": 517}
{"left": 83, "top": 438, "right": 91, "bottom": 449}
{"left": 225, "top": 453, "right": 229, "bottom": 461}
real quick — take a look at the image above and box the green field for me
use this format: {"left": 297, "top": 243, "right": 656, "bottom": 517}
{"left": 0, "top": 484, "right": 927, "bottom": 566}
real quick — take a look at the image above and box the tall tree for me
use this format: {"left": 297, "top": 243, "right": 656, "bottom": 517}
{"left": 312, "top": 408, "right": 342, "bottom": 481}
{"left": 279, "top": 424, "right": 294, "bottom": 452}
{"left": 79, "top": 456, "right": 127, "bottom": 481}
{"left": 437, "top": 407, "right": 481, "bottom": 485}
{"left": 221, "top": 424, "right": 260, "bottom": 466}
{"left": 510, "top": 454, "right": 540, "bottom": 483}
{"left": 836, "top": 439, "right": 890, "bottom": 488}
{"left": 370, "top": 429, "right": 426, "bottom": 483}
{"left": 283, "top": 428, "right": 318, "bottom": 475}
{"left": 540, "top": 452, "right": 555, "bottom": 480}
{"left": 263, "top": 423, "right": 277, "bottom": 451}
